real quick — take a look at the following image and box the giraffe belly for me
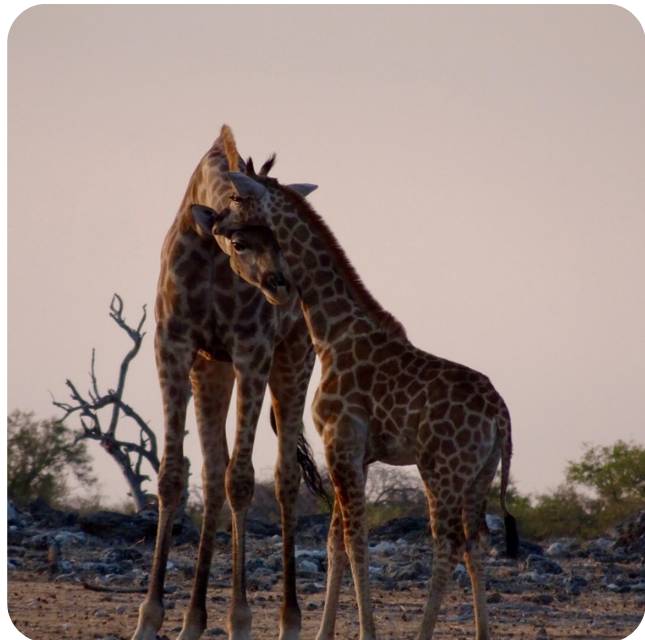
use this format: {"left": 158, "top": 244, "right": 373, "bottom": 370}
{"left": 367, "top": 423, "right": 418, "bottom": 466}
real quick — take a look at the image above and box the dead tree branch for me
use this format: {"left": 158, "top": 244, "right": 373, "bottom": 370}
{"left": 52, "top": 294, "right": 158, "bottom": 512}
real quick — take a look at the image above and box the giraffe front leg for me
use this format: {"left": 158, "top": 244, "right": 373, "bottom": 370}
{"left": 315, "top": 497, "right": 347, "bottom": 640}
{"left": 133, "top": 333, "right": 193, "bottom": 640}
{"left": 178, "top": 358, "right": 235, "bottom": 640}
{"left": 269, "top": 336, "right": 315, "bottom": 640}
{"left": 227, "top": 364, "right": 271, "bottom": 640}
{"left": 325, "top": 424, "right": 375, "bottom": 640}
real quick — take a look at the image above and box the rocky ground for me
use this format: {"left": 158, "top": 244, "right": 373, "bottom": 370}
{"left": 7, "top": 501, "right": 645, "bottom": 640}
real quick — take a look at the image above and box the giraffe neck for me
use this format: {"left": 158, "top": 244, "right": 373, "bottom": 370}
{"left": 267, "top": 192, "right": 406, "bottom": 354}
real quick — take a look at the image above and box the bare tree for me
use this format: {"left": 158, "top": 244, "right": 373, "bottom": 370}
{"left": 365, "top": 463, "right": 424, "bottom": 507}
{"left": 52, "top": 294, "right": 162, "bottom": 512}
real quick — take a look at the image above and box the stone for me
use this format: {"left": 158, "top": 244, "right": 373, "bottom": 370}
{"left": 370, "top": 540, "right": 398, "bottom": 556}
{"left": 525, "top": 554, "right": 563, "bottom": 575}
{"left": 545, "top": 539, "right": 577, "bottom": 558}
{"left": 453, "top": 563, "right": 470, "bottom": 588}
{"left": 485, "top": 513, "right": 504, "bottom": 533}
{"left": 102, "top": 547, "right": 144, "bottom": 563}
{"left": 298, "top": 559, "right": 319, "bottom": 574}
{"left": 54, "top": 531, "right": 87, "bottom": 548}
{"left": 206, "top": 628, "right": 227, "bottom": 637}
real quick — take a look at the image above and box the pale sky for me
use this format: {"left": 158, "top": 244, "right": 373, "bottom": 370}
{"left": 7, "top": 5, "right": 645, "bottom": 505}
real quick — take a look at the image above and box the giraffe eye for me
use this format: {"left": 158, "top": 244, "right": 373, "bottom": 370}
{"left": 230, "top": 194, "right": 242, "bottom": 204}
{"left": 232, "top": 240, "right": 248, "bottom": 252}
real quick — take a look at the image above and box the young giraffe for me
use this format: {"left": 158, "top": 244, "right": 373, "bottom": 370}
{"left": 133, "top": 127, "right": 325, "bottom": 640}
{"left": 192, "top": 170, "right": 519, "bottom": 640}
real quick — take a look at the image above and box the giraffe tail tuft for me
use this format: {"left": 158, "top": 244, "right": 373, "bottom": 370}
{"left": 270, "top": 408, "right": 332, "bottom": 508}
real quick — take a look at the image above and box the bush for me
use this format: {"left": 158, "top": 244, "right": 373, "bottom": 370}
{"left": 8, "top": 410, "right": 96, "bottom": 506}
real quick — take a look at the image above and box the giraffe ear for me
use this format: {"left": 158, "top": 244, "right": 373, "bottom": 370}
{"left": 287, "top": 183, "right": 318, "bottom": 197}
{"left": 191, "top": 204, "right": 220, "bottom": 234}
{"left": 227, "top": 171, "right": 267, "bottom": 200}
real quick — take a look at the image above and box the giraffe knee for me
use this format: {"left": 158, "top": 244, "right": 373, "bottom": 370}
{"left": 226, "top": 461, "right": 255, "bottom": 511}
{"left": 275, "top": 465, "right": 300, "bottom": 506}
{"left": 157, "top": 465, "right": 185, "bottom": 509}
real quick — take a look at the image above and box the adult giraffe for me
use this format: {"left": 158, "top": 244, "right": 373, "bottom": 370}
{"left": 192, "top": 167, "right": 519, "bottom": 640}
{"left": 133, "top": 126, "right": 325, "bottom": 640}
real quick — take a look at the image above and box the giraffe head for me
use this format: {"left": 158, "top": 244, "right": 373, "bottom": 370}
{"left": 192, "top": 203, "right": 292, "bottom": 305}
{"left": 192, "top": 155, "right": 318, "bottom": 304}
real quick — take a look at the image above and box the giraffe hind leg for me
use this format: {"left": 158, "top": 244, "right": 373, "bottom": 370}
{"left": 461, "top": 446, "right": 501, "bottom": 640}
{"left": 417, "top": 476, "right": 462, "bottom": 640}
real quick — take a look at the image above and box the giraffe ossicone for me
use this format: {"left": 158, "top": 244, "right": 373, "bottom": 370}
{"left": 196, "top": 166, "right": 519, "bottom": 640}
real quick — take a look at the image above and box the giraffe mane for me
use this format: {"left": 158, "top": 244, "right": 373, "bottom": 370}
{"left": 256, "top": 177, "right": 407, "bottom": 339}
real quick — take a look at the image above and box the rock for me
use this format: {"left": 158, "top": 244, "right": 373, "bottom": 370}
{"left": 206, "top": 628, "right": 227, "bottom": 637}
{"left": 296, "top": 514, "right": 330, "bottom": 541}
{"left": 586, "top": 537, "right": 615, "bottom": 560}
{"left": 8, "top": 527, "right": 26, "bottom": 546}
{"left": 79, "top": 509, "right": 198, "bottom": 544}
{"left": 79, "top": 561, "right": 130, "bottom": 575}
{"left": 54, "top": 531, "right": 87, "bottom": 548}
{"left": 8, "top": 502, "right": 24, "bottom": 527}
{"left": 246, "top": 519, "right": 281, "bottom": 538}
{"left": 529, "top": 593, "right": 554, "bottom": 605}
{"left": 631, "top": 582, "right": 645, "bottom": 592}
{"left": 27, "top": 498, "right": 78, "bottom": 528}
{"left": 485, "top": 514, "right": 504, "bottom": 533}
{"left": 301, "top": 581, "right": 324, "bottom": 594}
{"left": 295, "top": 548, "right": 326, "bottom": 561}
{"left": 545, "top": 539, "right": 578, "bottom": 558}
{"left": 370, "top": 517, "right": 427, "bottom": 542}
{"left": 306, "top": 602, "right": 319, "bottom": 610}
{"left": 606, "top": 582, "right": 630, "bottom": 594}
{"left": 24, "top": 532, "right": 53, "bottom": 550}
{"left": 101, "top": 547, "right": 144, "bottom": 563}
{"left": 215, "top": 531, "right": 231, "bottom": 545}
{"left": 387, "top": 560, "right": 429, "bottom": 582}
{"left": 612, "top": 510, "right": 645, "bottom": 556}
{"left": 453, "top": 563, "right": 470, "bottom": 588}
{"left": 298, "top": 559, "right": 319, "bottom": 574}
{"left": 370, "top": 541, "right": 397, "bottom": 556}
{"left": 525, "top": 554, "right": 563, "bottom": 575}
{"left": 564, "top": 574, "right": 588, "bottom": 596}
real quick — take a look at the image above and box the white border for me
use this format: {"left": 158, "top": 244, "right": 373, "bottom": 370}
{"left": 2, "top": 3, "right": 644, "bottom": 640}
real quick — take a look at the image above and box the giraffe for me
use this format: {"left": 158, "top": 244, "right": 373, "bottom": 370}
{"left": 132, "top": 126, "right": 326, "bottom": 640}
{"left": 191, "top": 169, "right": 519, "bottom": 640}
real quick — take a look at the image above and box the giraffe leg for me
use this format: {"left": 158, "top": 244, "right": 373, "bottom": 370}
{"left": 326, "top": 435, "right": 375, "bottom": 640}
{"left": 269, "top": 336, "right": 314, "bottom": 640}
{"left": 227, "top": 360, "right": 272, "bottom": 640}
{"left": 416, "top": 476, "right": 460, "bottom": 640}
{"left": 178, "top": 358, "right": 235, "bottom": 640}
{"left": 315, "top": 496, "right": 348, "bottom": 640}
{"left": 463, "top": 544, "right": 490, "bottom": 640}
{"left": 133, "top": 333, "right": 193, "bottom": 640}
{"left": 461, "top": 446, "right": 500, "bottom": 640}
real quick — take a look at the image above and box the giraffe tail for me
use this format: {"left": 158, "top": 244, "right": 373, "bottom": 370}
{"left": 270, "top": 408, "right": 332, "bottom": 508}
{"left": 499, "top": 406, "right": 520, "bottom": 559}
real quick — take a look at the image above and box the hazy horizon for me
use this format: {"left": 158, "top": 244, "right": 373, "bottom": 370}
{"left": 8, "top": 5, "right": 645, "bottom": 506}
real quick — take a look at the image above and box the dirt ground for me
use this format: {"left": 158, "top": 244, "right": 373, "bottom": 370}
{"left": 8, "top": 570, "right": 643, "bottom": 640}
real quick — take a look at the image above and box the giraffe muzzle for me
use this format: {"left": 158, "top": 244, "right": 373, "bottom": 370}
{"left": 262, "top": 272, "right": 292, "bottom": 304}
